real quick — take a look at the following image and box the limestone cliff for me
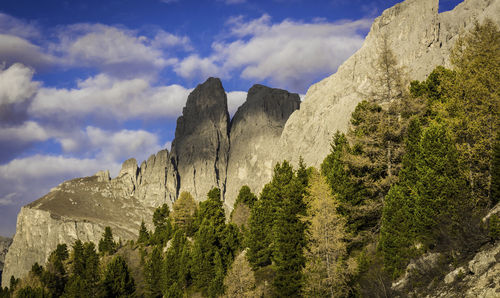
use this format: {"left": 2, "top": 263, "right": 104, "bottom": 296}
{"left": 1, "top": 161, "right": 156, "bottom": 287}
{"left": 225, "top": 85, "right": 300, "bottom": 208}
{"left": 171, "top": 77, "right": 230, "bottom": 200}
{"left": 0, "top": 236, "right": 11, "bottom": 282}
{"left": 278, "top": 0, "right": 500, "bottom": 167}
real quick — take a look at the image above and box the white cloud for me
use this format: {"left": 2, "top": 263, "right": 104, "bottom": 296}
{"left": 226, "top": 91, "right": 247, "bottom": 116}
{"left": 0, "top": 13, "right": 41, "bottom": 40}
{"left": 55, "top": 24, "right": 173, "bottom": 77}
{"left": 174, "top": 54, "right": 221, "bottom": 80}
{"left": 0, "top": 63, "right": 39, "bottom": 106}
{"left": 152, "top": 30, "right": 192, "bottom": 51}
{"left": 176, "top": 15, "right": 371, "bottom": 91}
{"left": 0, "top": 34, "right": 53, "bottom": 70}
{"left": 0, "top": 192, "right": 17, "bottom": 206}
{"left": 0, "top": 121, "right": 49, "bottom": 143}
{"left": 30, "top": 73, "right": 192, "bottom": 121}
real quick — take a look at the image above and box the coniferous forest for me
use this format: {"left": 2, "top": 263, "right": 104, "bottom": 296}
{"left": 1, "top": 20, "right": 499, "bottom": 298}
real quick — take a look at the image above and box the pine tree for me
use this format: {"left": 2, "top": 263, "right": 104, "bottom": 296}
{"left": 40, "top": 244, "right": 68, "bottom": 297}
{"left": 137, "top": 221, "right": 150, "bottom": 244}
{"left": 98, "top": 226, "right": 116, "bottom": 255}
{"left": 247, "top": 162, "right": 295, "bottom": 270}
{"left": 490, "top": 134, "right": 500, "bottom": 206}
{"left": 144, "top": 246, "right": 163, "bottom": 297}
{"left": 102, "top": 256, "right": 135, "bottom": 298}
{"left": 151, "top": 204, "right": 173, "bottom": 246}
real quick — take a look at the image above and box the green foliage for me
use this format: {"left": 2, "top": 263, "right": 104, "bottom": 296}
{"left": 380, "top": 122, "right": 468, "bottom": 277}
{"left": 41, "top": 244, "right": 68, "bottom": 297}
{"left": 64, "top": 241, "right": 100, "bottom": 297}
{"left": 246, "top": 161, "right": 308, "bottom": 296}
{"left": 162, "top": 229, "right": 190, "bottom": 295}
{"left": 489, "top": 215, "right": 500, "bottom": 240}
{"left": 98, "top": 227, "right": 117, "bottom": 255}
{"left": 491, "top": 135, "right": 500, "bottom": 206}
{"left": 137, "top": 221, "right": 150, "bottom": 245}
{"left": 150, "top": 204, "right": 173, "bottom": 246}
{"left": 234, "top": 185, "right": 257, "bottom": 208}
{"left": 102, "top": 256, "right": 135, "bottom": 298}
{"left": 15, "top": 286, "right": 47, "bottom": 298}
{"left": 172, "top": 191, "right": 198, "bottom": 235}
{"left": 144, "top": 246, "right": 163, "bottom": 297}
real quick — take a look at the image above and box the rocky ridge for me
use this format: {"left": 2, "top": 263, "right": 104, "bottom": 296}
{"left": 278, "top": 0, "right": 500, "bottom": 167}
{"left": 1, "top": 79, "right": 300, "bottom": 287}
{"left": 3, "top": 0, "right": 500, "bottom": 288}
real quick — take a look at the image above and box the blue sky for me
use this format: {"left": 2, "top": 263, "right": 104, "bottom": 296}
{"left": 0, "top": 0, "right": 463, "bottom": 236}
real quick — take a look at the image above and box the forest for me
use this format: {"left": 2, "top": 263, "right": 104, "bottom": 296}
{"left": 1, "top": 19, "right": 499, "bottom": 298}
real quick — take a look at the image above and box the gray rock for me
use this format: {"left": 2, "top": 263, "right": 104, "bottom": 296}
{"left": 278, "top": 0, "right": 500, "bottom": 168}
{"left": 0, "top": 236, "right": 12, "bottom": 282}
{"left": 225, "top": 84, "right": 300, "bottom": 208}
{"left": 136, "top": 150, "right": 178, "bottom": 208}
{"left": 171, "top": 77, "right": 230, "bottom": 200}
{"left": 1, "top": 174, "right": 153, "bottom": 287}
{"left": 95, "top": 170, "right": 110, "bottom": 182}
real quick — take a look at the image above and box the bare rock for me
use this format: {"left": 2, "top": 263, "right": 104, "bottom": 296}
{"left": 225, "top": 84, "right": 300, "bottom": 208}
{"left": 1, "top": 175, "right": 152, "bottom": 287}
{"left": 171, "top": 77, "right": 230, "bottom": 200}
{"left": 136, "top": 150, "right": 178, "bottom": 208}
{"left": 0, "top": 236, "right": 12, "bottom": 282}
{"left": 95, "top": 170, "right": 110, "bottom": 182}
{"left": 278, "top": 0, "right": 500, "bottom": 168}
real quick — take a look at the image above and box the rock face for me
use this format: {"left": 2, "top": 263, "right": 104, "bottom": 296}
{"left": 0, "top": 236, "right": 12, "bottom": 282}
{"left": 278, "top": 0, "right": 500, "bottom": 167}
{"left": 171, "top": 77, "right": 230, "bottom": 200}
{"left": 1, "top": 162, "right": 155, "bottom": 287}
{"left": 225, "top": 85, "right": 300, "bottom": 208}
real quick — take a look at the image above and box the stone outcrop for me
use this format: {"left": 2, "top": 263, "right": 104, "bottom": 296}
{"left": 278, "top": 0, "right": 500, "bottom": 167}
{"left": 225, "top": 85, "right": 300, "bottom": 208}
{"left": 1, "top": 171, "right": 154, "bottom": 286}
{"left": 171, "top": 77, "right": 230, "bottom": 200}
{"left": 0, "top": 236, "right": 12, "bottom": 282}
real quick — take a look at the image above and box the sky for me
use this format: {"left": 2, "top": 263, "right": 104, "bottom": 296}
{"left": 0, "top": 0, "right": 463, "bottom": 237}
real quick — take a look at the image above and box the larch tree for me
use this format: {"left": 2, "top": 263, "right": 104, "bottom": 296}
{"left": 303, "top": 170, "right": 349, "bottom": 298}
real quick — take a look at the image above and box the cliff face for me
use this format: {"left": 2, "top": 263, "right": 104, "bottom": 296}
{"left": 0, "top": 236, "right": 11, "bottom": 282}
{"left": 225, "top": 85, "right": 300, "bottom": 208}
{"left": 278, "top": 0, "right": 500, "bottom": 167}
{"left": 171, "top": 78, "right": 230, "bottom": 199}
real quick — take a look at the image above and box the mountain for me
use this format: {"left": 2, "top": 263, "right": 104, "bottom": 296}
{"left": 2, "top": 0, "right": 499, "bottom": 288}
{"left": 0, "top": 236, "right": 12, "bottom": 282}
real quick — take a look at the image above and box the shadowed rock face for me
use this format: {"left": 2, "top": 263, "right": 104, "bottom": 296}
{"left": 171, "top": 77, "right": 230, "bottom": 200}
{"left": 225, "top": 85, "right": 300, "bottom": 208}
{"left": 0, "top": 236, "right": 12, "bottom": 282}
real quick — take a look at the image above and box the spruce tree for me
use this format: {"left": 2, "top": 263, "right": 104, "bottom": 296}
{"left": 151, "top": 204, "right": 173, "bottom": 246}
{"left": 137, "top": 221, "right": 150, "bottom": 244}
{"left": 144, "top": 246, "right": 163, "bottom": 297}
{"left": 98, "top": 226, "right": 116, "bottom": 255}
{"left": 102, "top": 256, "right": 135, "bottom": 298}
{"left": 491, "top": 134, "right": 500, "bottom": 206}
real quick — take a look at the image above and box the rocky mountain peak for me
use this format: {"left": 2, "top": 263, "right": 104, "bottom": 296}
{"left": 225, "top": 84, "right": 300, "bottom": 208}
{"left": 171, "top": 77, "right": 230, "bottom": 200}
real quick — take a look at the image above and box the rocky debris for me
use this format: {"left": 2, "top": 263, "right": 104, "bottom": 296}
{"left": 278, "top": 0, "right": 500, "bottom": 168}
{"left": 392, "top": 252, "right": 442, "bottom": 292}
{"left": 428, "top": 242, "right": 500, "bottom": 298}
{"left": 225, "top": 85, "right": 300, "bottom": 208}
{"left": 171, "top": 77, "right": 230, "bottom": 200}
{"left": 0, "top": 236, "right": 12, "bottom": 282}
